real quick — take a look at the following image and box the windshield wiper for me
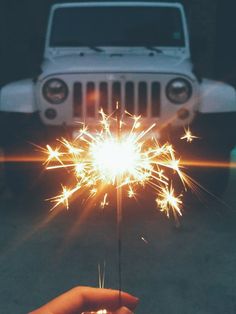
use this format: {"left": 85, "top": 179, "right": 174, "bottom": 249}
{"left": 145, "top": 46, "right": 163, "bottom": 54}
{"left": 87, "top": 46, "right": 104, "bottom": 52}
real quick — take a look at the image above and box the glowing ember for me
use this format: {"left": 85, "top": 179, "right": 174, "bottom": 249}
{"left": 141, "top": 236, "right": 149, "bottom": 244}
{"left": 43, "top": 110, "right": 193, "bottom": 218}
{"left": 43, "top": 144, "right": 63, "bottom": 166}
{"left": 156, "top": 185, "right": 183, "bottom": 218}
{"left": 100, "top": 193, "right": 109, "bottom": 209}
{"left": 181, "top": 127, "right": 199, "bottom": 143}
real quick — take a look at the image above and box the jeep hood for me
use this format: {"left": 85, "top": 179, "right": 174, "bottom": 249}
{"left": 41, "top": 54, "right": 194, "bottom": 79}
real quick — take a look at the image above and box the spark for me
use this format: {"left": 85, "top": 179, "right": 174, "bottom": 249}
{"left": 128, "top": 187, "right": 136, "bottom": 198}
{"left": 90, "top": 188, "right": 97, "bottom": 197}
{"left": 181, "top": 127, "right": 199, "bottom": 143}
{"left": 141, "top": 236, "right": 149, "bottom": 244}
{"left": 47, "top": 185, "right": 79, "bottom": 210}
{"left": 156, "top": 185, "right": 183, "bottom": 218}
{"left": 43, "top": 109, "right": 191, "bottom": 218}
{"left": 98, "top": 261, "right": 106, "bottom": 289}
{"left": 59, "top": 138, "right": 83, "bottom": 155}
{"left": 43, "top": 144, "right": 64, "bottom": 166}
{"left": 100, "top": 193, "right": 109, "bottom": 209}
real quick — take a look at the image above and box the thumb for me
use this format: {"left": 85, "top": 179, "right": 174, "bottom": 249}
{"left": 114, "top": 306, "right": 134, "bottom": 314}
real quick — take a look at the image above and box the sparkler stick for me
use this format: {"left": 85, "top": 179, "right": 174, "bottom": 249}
{"left": 116, "top": 102, "right": 123, "bottom": 305}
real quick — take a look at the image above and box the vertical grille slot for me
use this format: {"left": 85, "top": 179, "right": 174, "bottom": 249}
{"left": 73, "top": 78, "right": 161, "bottom": 120}
{"left": 138, "top": 82, "right": 147, "bottom": 116}
{"left": 125, "top": 82, "right": 134, "bottom": 114}
{"left": 99, "top": 82, "right": 108, "bottom": 113}
{"left": 86, "top": 82, "right": 96, "bottom": 117}
{"left": 151, "top": 82, "right": 161, "bottom": 117}
{"left": 73, "top": 82, "right": 83, "bottom": 117}
{"left": 112, "top": 81, "right": 121, "bottom": 111}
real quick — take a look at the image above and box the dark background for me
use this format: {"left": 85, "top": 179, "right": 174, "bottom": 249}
{"left": 0, "top": 0, "right": 236, "bottom": 86}
{"left": 0, "top": 2, "right": 236, "bottom": 313}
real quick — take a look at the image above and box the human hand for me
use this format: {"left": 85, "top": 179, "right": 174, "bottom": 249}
{"left": 29, "top": 286, "right": 139, "bottom": 314}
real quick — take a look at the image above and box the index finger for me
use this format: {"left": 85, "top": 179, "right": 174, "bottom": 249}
{"left": 31, "top": 287, "right": 139, "bottom": 314}
{"left": 79, "top": 287, "right": 139, "bottom": 312}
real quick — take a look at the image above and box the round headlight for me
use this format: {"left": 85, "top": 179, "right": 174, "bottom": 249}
{"left": 166, "top": 78, "right": 192, "bottom": 104}
{"left": 43, "top": 78, "right": 68, "bottom": 104}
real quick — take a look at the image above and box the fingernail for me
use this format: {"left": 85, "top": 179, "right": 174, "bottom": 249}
{"left": 116, "top": 306, "right": 134, "bottom": 314}
{"left": 132, "top": 296, "right": 139, "bottom": 306}
{"left": 130, "top": 295, "right": 139, "bottom": 303}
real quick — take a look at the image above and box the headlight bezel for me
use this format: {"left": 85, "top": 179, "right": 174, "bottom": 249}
{"left": 166, "top": 78, "right": 192, "bottom": 105}
{"left": 42, "top": 78, "right": 68, "bottom": 104}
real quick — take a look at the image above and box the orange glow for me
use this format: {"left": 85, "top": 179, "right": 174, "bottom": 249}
{"left": 1, "top": 156, "right": 235, "bottom": 170}
{"left": 41, "top": 109, "right": 193, "bottom": 218}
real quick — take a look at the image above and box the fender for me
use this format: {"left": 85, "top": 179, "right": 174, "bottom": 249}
{"left": 0, "top": 79, "right": 37, "bottom": 113}
{"left": 199, "top": 79, "right": 236, "bottom": 113}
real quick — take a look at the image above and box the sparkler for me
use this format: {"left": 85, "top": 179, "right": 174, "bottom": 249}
{"left": 44, "top": 110, "right": 188, "bottom": 216}
{"left": 43, "top": 108, "right": 194, "bottom": 313}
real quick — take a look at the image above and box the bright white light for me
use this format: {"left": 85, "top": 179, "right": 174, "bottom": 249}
{"left": 91, "top": 138, "right": 140, "bottom": 182}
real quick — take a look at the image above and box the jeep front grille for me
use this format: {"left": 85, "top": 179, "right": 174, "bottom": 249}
{"left": 73, "top": 80, "right": 161, "bottom": 118}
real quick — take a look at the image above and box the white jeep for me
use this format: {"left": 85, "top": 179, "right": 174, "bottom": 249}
{"left": 0, "top": 1, "right": 235, "bottom": 195}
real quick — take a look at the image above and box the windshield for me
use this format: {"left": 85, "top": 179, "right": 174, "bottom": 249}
{"left": 50, "top": 6, "right": 185, "bottom": 48}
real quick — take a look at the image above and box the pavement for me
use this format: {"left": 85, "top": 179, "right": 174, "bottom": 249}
{"left": 0, "top": 150, "right": 236, "bottom": 314}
